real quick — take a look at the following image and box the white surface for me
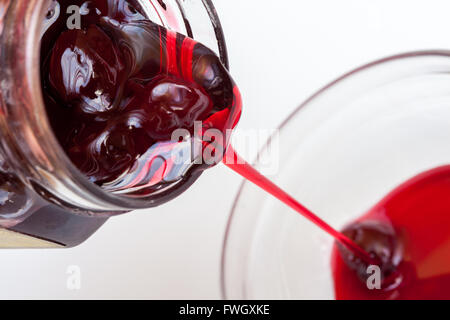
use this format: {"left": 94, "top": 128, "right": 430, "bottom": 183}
{"left": 2, "top": 0, "right": 450, "bottom": 299}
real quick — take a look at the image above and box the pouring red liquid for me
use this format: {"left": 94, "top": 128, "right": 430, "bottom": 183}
{"left": 41, "top": 0, "right": 450, "bottom": 299}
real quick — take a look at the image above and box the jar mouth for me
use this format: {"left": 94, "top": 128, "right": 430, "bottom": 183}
{"left": 0, "top": 0, "right": 229, "bottom": 212}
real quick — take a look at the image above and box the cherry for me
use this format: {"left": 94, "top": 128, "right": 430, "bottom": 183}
{"left": 337, "top": 220, "right": 404, "bottom": 290}
{"left": 48, "top": 24, "right": 126, "bottom": 114}
{"left": 110, "top": 0, "right": 146, "bottom": 22}
{"left": 99, "top": 19, "right": 165, "bottom": 81}
{"left": 122, "top": 76, "right": 212, "bottom": 140}
{"left": 66, "top": 112, "right": 154, "bottom": 184}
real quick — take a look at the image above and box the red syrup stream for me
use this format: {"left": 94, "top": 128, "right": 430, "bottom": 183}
{"left": 223, "top": 146, "right": 376, "bottom": 266}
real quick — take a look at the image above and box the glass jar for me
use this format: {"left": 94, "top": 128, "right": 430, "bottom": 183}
{"left": 0, "top": 0, "right": 229, "bottom": 248}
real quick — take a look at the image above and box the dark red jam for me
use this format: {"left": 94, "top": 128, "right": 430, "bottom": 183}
{"left": 41, "top": 0, "right": 241, "bottom": 201}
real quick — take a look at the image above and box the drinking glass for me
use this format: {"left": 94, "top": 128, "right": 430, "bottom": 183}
{"left": 222, "top": 51, "right": 450, "bottom": 299}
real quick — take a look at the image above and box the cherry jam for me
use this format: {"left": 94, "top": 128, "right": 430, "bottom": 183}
{"left": 41, "top": 0, "right": 241, "bottom": 199}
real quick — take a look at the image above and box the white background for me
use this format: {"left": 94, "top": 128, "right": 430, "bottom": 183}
{"left": 1, "top": 0, "right": 450, "bottom": 299}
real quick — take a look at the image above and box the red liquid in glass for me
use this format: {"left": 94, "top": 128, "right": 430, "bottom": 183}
{"left": 331, "top": 165, "right": 450, "bottom": 299}
{"left": 226, "top": 148, "right": 450, "bottom": 299}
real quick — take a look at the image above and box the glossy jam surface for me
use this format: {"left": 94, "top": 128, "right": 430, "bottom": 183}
{"left": 332, "top": 165, "right": 450, "bottom": 299}
{"left": 41, "top": 0, "right": 241, "bottom": 199}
